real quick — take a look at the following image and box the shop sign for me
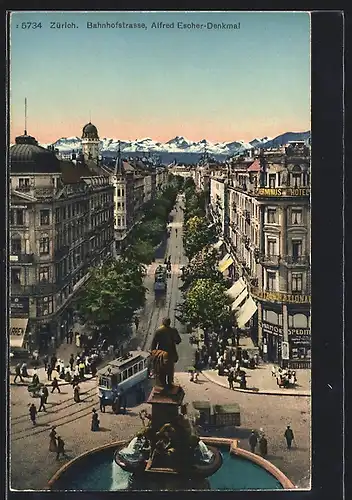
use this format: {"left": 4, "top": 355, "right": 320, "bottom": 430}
{"left": 254, "top": 187, "right": 310, "bottom": 197}
{"left": 10, "top": 297, "right": 29, "bottom": 314}
{"left": 281, "top": 341, "right": 289, "bottom": 360}
{"left": 252, "top": 289, "right": 311, "bottom": 304}
{"left": 288, "top": 328, "right": 311, "bottom": 344}
{"left": 259, "top": 321, "right": 283, "bottom": 336}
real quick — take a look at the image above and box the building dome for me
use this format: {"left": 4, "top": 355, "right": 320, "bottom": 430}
{"left": 10, "top": 133, "right": 61, "bottom": 173}
{"left": 82, "top": 122, "right": 99, "bottom": 139}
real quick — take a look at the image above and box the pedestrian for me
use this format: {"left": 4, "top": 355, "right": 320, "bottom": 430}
{"left": 228, "top": 370, "right": 235, "bottom": 390}
{"left": 69, "top": 354, "right": 75, "bottom": 372}
{"left": 29, "top": 403, "right": 37, "bottom": 426}
{"left": 32, "top": 370, "right": 40, "bottom": 386}
{"left": 50, "top": 354, "right": 57, "bottom": 370}
{"left": 49, "top": 427, "right": 57, "bottom": 453}
{"left": 43, "top": 355, "right": 49, "bottom": 371}
{"left": 99, "top": 396, "right": 106, "bottom": 413}
{"left": 91, "top": 360, "right": 97, "bottom": 377}
{"left": 42, "top": 384, "right": 49, "bottom": 404}
{"left": 66, "top": 330, "right": 70, "bottom": 343}
{"left": 79, "top": 361, "right": 85, "bottom": 380}
{"left": 112, "top": 393, "right": 121, "bottom": 415}
{"left": 47, "top": 365, "right": 53, "bottom": 381}
{"left": 21, "top": 362, "right": 29, "bottom": 378}
{"left": 73, "top": 384, "right": 80, "bottom": 403}
{"left": 69, "top": 330, "right": 74, "bottom": 344}
{"left": 38, "top": 391, "right": 46, "bottom": 412}
{"left": 239, "top": 371, "right": 247, "bottom": 389}
{"left": 56, "top": 436, "right": 66, "bottom": 460}
{"left": 76, "top": 333, "right": 81, "bottom": 348}
{"left": 14, "top": 364, "right": 24, "bottom": 383}
{"left": 259, "top": 435, "right": 268, "bottom": 457}
{"left": 284, "top": 425, "right": 294, "bottom": 450}
{"left": 249, "top": 430, "right": 258, "bottom": 453}
{"left": 119, "top": 388, "right": 127, "bottom": 413}
{"left": 51, "top": 377, "right": 61, "bottom": 393}
{"left": 65, "top": 368, "right": 72, "bottom": 383}
{"left": 91, "top": 408, "right": 100, "bottom": 431}
{"left": 134, "top": 317, "right": 140, "bottom": 330}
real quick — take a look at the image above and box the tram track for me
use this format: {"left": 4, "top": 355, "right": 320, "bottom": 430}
{"left": 10, "top": 384, "right": 98, "bottom": 425}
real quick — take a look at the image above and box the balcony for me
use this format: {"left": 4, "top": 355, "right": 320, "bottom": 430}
{"left": 9, "top": 253, "right": 35, "bottom": 264}
{"left": 283, "top": 255, "right": 310, "bottom": 265}
{"left": 260, "top": 254, "right": 281, "bottom": 266}
{"left": 10, "top": 281, "right": 58, "bottom": 296}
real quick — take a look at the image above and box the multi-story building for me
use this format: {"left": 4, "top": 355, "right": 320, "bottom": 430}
{"left": 9, "top": 128, "right": 115, "bottom": 353}
{"left": 206, "top": 141, "right": 311, "bottom": 368}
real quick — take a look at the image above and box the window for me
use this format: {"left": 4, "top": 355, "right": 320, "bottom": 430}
{"left": 18, "top": 178, "right": 30, "bottom": 190}
{"left": 11, "top": 269, "right": 21, "bottom": 285}
{"left": 133, "top": 364, "right": 138, "bottom": 375}
{"left": 39, "top": 235, "right": 50, "bottom": 254}
{"left": 292, "top": 174, "right": 301, "bottom": 188}
{"left": 288, "top": 314, "right": 308, "bottom": 328}
{"left": 10, "top": 209, "right": 25, "bottom": 225}
{"left": 36, "top": 296, "right": 53, "bottom": 316}
{"left": 267, "top": 238, "right": 276, "bottom": 256}
{"left": 117, "top": 218, "right": 121, "bottom": 226}
{"left": 117, "top": 202, "right": 121, "bottom": 209}
{"left": 291, "top": 209, "right": 302, "bottom": 225}
{"left": 122, "top": 202, "right": 125, "bottom": 209}
{"left": 67, "top": 205, "right": 71, "bottom": 219}
{"left": 267, "top": 208, "right": 276, "bottom": 223}
{"left": 39, "top": 266, "right": 49, "bottom": 282}
{"left": 292, "top": 273, "right": 303, "bottom": 292}
{"left": 292, "top": 239, "right": 302, "bottom": 260}
{"left": 55, "top": 208, "right": 61, "bottom": 223}
{"left": 138, "top": 361, "right": 144, "bottom": 371}
{"left": 266, "top": 271, "right": 276, "bottom": 291}
{"left": 99, "top": 376, "right": 110, "bottom": 388}
{"left": 269, "top": 174, "right": 276, "bottom": 188}
{"left": 121, "top": 188, "right": 125, "bottom": 197}
{"left": 40, "top": 209, "right": 50, "bottom": 225}
{"left": 127, "top": 367, "right": 133, "bottom": 378}
{"left": 11, "top": 237, "right": 21, "bottom": 254}
{"left": 117, "top": 188, "right": 121, "bottom": 197}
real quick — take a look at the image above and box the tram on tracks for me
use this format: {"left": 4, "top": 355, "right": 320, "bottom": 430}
{"left": 97, "top": 350, "right": 150, "bottom": 408}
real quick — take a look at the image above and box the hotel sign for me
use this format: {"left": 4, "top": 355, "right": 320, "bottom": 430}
{"left": 252, "top": 289, "right": 311, "bottom": 304}
{"left": 255, "top": 187, "right": 310, "bottom": 197}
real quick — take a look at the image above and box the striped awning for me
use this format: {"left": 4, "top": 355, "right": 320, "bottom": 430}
{"left": 218, "top": 254, "right": 234, "bottom": 273}
{"left": 10, "top": 317, "right": 29, "bottom": 348}
{"left": 235, "top": 297, "right": 258, "bottom": 328}
{"left": 231, "top": 288, "right": 248, "bottom": 311}
{"left": 226, "top": 278, "right": 246, "bottom": 301}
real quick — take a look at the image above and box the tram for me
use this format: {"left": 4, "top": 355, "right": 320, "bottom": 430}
{"left": 97, "top": 350, "right": 150, "bottom": 406}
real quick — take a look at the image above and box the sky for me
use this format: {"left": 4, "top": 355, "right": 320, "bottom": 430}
{"left": 10, "top": 11, "right": 310, "bottom": 144}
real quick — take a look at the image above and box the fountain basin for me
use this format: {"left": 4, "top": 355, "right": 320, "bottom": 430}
{"left": 48, "top": 438, "right": 295, "bottom": 490}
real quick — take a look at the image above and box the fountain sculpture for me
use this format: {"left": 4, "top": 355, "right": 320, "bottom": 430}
{"left": 114, "top": 318, "right": 222, "bottom": 480}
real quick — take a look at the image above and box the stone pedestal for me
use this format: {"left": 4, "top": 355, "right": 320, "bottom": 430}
{"left": 147, "top": 385, "right": 185, "bottom": 433}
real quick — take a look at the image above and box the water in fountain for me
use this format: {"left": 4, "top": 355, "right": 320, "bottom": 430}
{"left": 195, "top": 441, "right": 214, "bottom": 464}
{"left": 117, "top": 437, "right": 147, "bottom": 465}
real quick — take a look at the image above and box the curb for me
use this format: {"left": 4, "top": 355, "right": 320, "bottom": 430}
{"left": 202, "top": 372, "right": 310, "bottom": 397}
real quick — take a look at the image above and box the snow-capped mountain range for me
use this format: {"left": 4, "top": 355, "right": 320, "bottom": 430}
{"left": 36, "top": 131, "right": 310, "bottom": 156}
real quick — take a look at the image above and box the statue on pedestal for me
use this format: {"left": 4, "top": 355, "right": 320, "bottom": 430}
{"left": 150, "top": 318, "right": 181, "bottom": 390}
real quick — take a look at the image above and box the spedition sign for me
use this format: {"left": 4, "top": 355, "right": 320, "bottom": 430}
{"left": 255, "top": 187, "right": 310, "bottom": 197}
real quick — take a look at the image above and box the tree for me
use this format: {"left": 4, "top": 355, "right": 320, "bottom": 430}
{"left": 76, "top": 259, "right": 146, "bottom": 343}
{"left": 129, "top": 239, "right": 155, "bottom": 265}
{"left": 182, "top": 246, "right": 226, "bottom": 291}
{"left": 183, "top": 216, "right": 218, "bottom": 260}
{"left": 177, "top": 278, "right": 234, "bottom": 333}
{"left": 183, "top": 177, "right": 196, "bottom": 191}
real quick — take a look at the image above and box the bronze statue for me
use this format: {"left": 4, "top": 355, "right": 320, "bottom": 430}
{"left": 150, "top": 318, "right": 181, "bottom": 389}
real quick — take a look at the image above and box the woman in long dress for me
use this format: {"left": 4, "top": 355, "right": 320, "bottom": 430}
{"left": 49, "top": 427, "right": 58, "bottom": 452}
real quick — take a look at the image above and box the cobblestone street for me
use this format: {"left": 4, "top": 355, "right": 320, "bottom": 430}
{"left": 10, "top": 196, "right": 311, "bottom": 490}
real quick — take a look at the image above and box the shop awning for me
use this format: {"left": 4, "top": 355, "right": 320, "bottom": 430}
{"left": 218, "top": 254, "right": 234, "bottom": 273}
{"left": 10, "top": 318, "right": 29, "bottom": 348}
{"left": 235, "top": 296, "right": 258, "bottom": 328}
{"left": 212, "top": 239, "right": 224, "bottom": 250}
{"left": 231, "top": 288, "right": 248, "bottom": 311}
{"left": 226, "top": 278, "right": 246, "bottom": 301}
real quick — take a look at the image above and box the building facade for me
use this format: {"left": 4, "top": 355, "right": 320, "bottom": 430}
{"left": 206, "top": 142, "right": 311, "bottom": 368}
{"left": 9, "top": 130, "right": 115, "bottom": 353}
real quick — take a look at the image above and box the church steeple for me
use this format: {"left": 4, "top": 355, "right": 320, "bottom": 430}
{"left": 114, "top": 140, "right": 125, "bottom": 175}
